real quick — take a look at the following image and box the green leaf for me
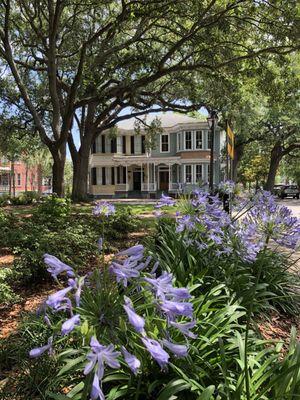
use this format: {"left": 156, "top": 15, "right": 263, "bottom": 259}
{"left": 57, "top": 355, "right": 86, "bottom": 377}
{"left": 157, "top": 379, "right": 191, "bottom": 400}
{"left": 197, "top": 386, "right": 215, "bottom": 400}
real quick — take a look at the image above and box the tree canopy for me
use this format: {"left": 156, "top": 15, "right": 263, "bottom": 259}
{"left": 0, "top": 0, "right": 299, "bottom": 197}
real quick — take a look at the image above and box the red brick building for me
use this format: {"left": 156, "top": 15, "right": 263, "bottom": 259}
{"left": 0, "top": 157, "right": 52, "bottom": 195}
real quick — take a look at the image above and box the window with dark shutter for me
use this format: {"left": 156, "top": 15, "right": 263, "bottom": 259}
{"left": 117, "top": 166, "right": 120, "bottom": 184}
{"left": 91, "top": 167, "right": 97, "bottom": 185}
{"left": 91, "top": 141, "right": 96, "bottom": 154}
{"left": 130, "top": 136, "right": 135, "bottom": 154}
{"left": 101, "top": 135, "right": 106, "bottom": 153}
{"left": 102, "top": 167, "right": 106, "bottom": 185}
{"left": 122, "top": 136, "right": 126, "bottom": 153}
{"left": 141, "top": 135, "right": 146, "bottom": 154}
{"left": 123, "top": 166, "right": 126, "bottom": 183}
{"left": 111, "top": 138, "right": 117, "bottom": 153}
{"left": 111, "top": 167, "right": 115, "bottom": 185}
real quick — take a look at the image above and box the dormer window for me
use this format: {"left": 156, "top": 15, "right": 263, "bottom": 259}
{"left": 161, "top": 134, "right": 169, "bottom": 152}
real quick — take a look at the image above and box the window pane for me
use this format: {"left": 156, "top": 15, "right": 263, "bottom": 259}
{"left": 161, "top": 134, "right": 169, "bottom": 152}
{"left": 185, "top": 131, "right": 192, "bottom": 150}
{"left": 131, "top": 136, "right": 135, "bottom": 154}
{"left": 196, "top": 165, "right": 203, "bottom": 182}
{"left": 196, "top": 131, "right": 202, "bottom": 149}
{"left": 185, "top": 165, "right": 192, "bottom": 182}
{"left": 207, "top": 131, "right": 212, "bottom": 149}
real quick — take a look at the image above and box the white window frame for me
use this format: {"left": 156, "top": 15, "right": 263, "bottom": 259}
{"left": 207, "top": 130, "right": 212, "bottom": 150}
{"left": 184, "top": 131, "right": 192, "bottom": 150}
{"left": 160, "top": 133, "right": 170, "bottom": 153}
{"left": 184, "top": 164, "right": 192, "bottom": 183}
{"left": 195, "top": 164, "right": 203, "bottom": 182}
{"left": 195, "top": 130, "right": 203, "bottom": 149}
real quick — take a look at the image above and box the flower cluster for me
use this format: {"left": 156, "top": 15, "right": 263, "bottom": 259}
{"left": 93, "top": 201, "right": 116, "bottom": 217}
{"left": 218, "top": 180, "right": 235, "bottom": 195}
{"left": 155, "top": 190, "right": 299, "bottom": 263}
{"left": 29, "top": 203, "right": 195, "bottom": 400}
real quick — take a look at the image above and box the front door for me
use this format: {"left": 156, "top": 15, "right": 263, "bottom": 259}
{"left": 159, "top": 171, "right": 169, "bottom": 191}
{"left": 133, "top": 171, "right": 141, "bottom": 191}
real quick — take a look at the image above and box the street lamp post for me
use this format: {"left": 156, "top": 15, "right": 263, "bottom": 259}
{"left": 207, "top": 111, "right": 218, "bottom": 193}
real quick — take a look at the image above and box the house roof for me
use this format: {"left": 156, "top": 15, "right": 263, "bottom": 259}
{"left": 116, "top": 112, "right": 207, "bottom": 131}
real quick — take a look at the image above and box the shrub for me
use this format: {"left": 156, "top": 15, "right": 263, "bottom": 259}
{"left": 0, "top": 268, "right": 21, "bottom": 305}
{"left": 36, "top": 195, "right": 71, "bottom": 218}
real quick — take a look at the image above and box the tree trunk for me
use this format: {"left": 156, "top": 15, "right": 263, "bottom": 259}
{"left": 264, "top": 143, "right": 282, "bottom": 192}
{"left": 71, "top": 141, "right": 91, "bottom": 201}
{"left": 51, "top": 144, "right": 66, "bottom": 197}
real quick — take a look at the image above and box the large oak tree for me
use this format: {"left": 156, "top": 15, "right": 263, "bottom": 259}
{"left": 0, "top": 0, "right": 299, "bottom": 198}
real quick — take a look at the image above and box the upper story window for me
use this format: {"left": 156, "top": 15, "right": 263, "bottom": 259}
{"left": 110, "top": 138, "right": 117, "bottom": 153}
{"left": 130, "top": 136, "right": 135, "bottom": 154}
{"left": 185, "top": 131, "right": 192, "bottom": 150}
{"left": 101, "top": 135, "right": 106, "bottom": 153}
{"left": 161, "top": 134, "right": 169, "bottom": 152}
{"left": 141, "top": 135, "right": 146, "bottom": 154}
{"left": 207, "top": 130, "right": 212, "bottom": 149}
{"left": 195, "top": 131, "right": 203, "bottom": 149}
{"left": 122, "top": 136, "right": 126, "bottom": 153}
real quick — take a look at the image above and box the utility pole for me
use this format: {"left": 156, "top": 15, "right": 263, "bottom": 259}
{"left": 207, "top": 111, "right": 217, "bottom": 193}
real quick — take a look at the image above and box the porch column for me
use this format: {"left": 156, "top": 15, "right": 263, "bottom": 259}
{"left": 147, "top": 162, "right": 150, "bottom": 191}
{"left": 153, "top": 163, "right": 156, "bottom": 191}
{"left": 125, "top": 165, "right": 128, "bottom": 190}
{"left": 141, "top": 162, "right": 143, "bottom": 191}
{"left": 168, "top": 164, "right": 171, "bottom": 191}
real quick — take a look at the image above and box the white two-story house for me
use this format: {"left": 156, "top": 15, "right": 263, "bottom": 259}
{"left": 89, "top": 113, "right": 224, "bottom": 198}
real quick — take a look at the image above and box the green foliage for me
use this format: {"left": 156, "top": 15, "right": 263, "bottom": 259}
{"left": 0, "top": 268, "right": 21, "bottom": 305}
{"left": 36, "top": 195, "right": 71, "bottom": 219}
{"left": 148, "top": 218, "right": 300, "bottom": 317}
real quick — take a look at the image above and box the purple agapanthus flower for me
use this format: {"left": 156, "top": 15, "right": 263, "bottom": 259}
{"left": 46, "top": 287, "right": 73, "bottom": 311}
{"left": 121, "top": 346, "right": 141, "bottom": 375}
{"left": 68, "top": 277, "right": 85, "bottom": 306}
{"left": 29, "top": 336, "right": 53, "bottom": 358}
{"left": 98, "top": 237, "right": 103, "bottom": 252}
{"left": 160, "top": 299, "right": 193, "bottom": 319}
{"left": 162, "top": 339, "right": 188, "bottom": 358}
{"left": 145, "top": 272, "right": 191, "bottom": 301}
{"left": 93, "top": 201, "right": 116, "bottom": 217}
{"left": 91, "top": 373, "right": 105, "bottom": 400}
{"left": 61, "top": 314, "right": 80, "bottom": 336}
{"left": 117, "top": 244, "right": 144, "bottom": 258}
{"left": 141, "top": 337, "right": 169, "bottom": 369}
{"left": 170, "top": 320, "right": 197, "bottom": 339}
{"left": 44, "top": 254, "right": 75, "bottom": 279}
{"left": 109, "top": 260, "right": 140, "bottom": 287}
{"left": 84, "top": 336, "right": 121, "bottom": 379}
{"left": 155, "top": 194, "right": 176, "bottom": 208}
{"left": 110, "top": 245, "right": 146, "bottom": 286}
{"left": 123, "top": 296, "right": 145, "bottom": 333}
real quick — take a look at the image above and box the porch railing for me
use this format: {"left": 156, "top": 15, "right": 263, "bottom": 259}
{"left": 168, "top": 182, "right": 183, "bottom": 192}
{"left": 141, "top": 183, "right": 157, "bottom": 191}
{"left": 115, "top": 183, "right": 129, "bottom": 191}
{"left": 0, "top": 185, "right": 9, "bottom": 193}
